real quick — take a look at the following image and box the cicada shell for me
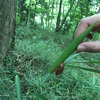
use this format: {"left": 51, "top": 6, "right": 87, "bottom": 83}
{"left": 55, "top": 63, "right": 64, "bottom": 75}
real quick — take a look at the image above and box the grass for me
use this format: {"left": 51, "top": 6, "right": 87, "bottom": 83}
{"left": 0, "top": 25, "right": 100, "bottom": 100}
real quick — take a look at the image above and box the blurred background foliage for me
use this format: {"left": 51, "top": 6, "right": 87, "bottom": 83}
{"left": 0, "top": 0, "right": 100, "bottom": 99}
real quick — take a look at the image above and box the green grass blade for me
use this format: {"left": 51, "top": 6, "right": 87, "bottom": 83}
{"left": 41, "top": 73, "right": 51, "bottom": 85}
{"left": 35, "top": 94, "right": 48, "bottom": 100}
{"left": 64, "top": 52, "right": 82, "bottom": 63}
{"left": 15, "top": 75, "right": 23, "bottom": 100}
{"left": 67, "top": 65, "right": 100, "bottom": 74}
{"left": 66, "top": 61, "right": 100, "bottom": 64}
{"left": 50, "top": 21, "right": 97, "bottom": 73}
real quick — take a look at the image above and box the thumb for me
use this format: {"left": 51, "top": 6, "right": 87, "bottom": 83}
{"left": 77, "top": 41, "right": 100, "bottom": 52}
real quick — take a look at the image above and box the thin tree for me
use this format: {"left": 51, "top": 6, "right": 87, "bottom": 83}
{"left": 18, "top": 0, "right": 26, "bottom": 22}
{"left": 50, "top": 0, "right": 55, "bottom": 28}
{"left": 33, "top": 0, "right": 38, "bottom": 25}
{"left": 63, "top": 1, "right": 79, "bottom": 34}
{"left": 55, "top": 0, "right": 63, "bottom": 32}
{"left": 56, "top": 0, "right": 75, "bottom": 32}
{"left": 27, "top": 0, "right": 32, "bottom": 26}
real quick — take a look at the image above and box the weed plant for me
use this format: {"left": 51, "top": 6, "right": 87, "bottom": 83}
{"left": 0, "top": 25, "right": 100, "bottom": 100}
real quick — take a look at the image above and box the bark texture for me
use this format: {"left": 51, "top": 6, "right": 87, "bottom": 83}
{"left": 0, "top": 0, "right": 16, "bottom": 65}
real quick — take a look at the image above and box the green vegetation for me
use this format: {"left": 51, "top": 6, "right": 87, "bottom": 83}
{"left": 16, "top": 75, "right": 23, "bottom": 100}
{"left": 0, "top": 26, "right": 99, "bottom": 100}
{"left": 0, "top": 0, "right": 100, "bottom": 100}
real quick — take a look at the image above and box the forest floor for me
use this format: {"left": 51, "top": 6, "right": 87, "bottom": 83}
{"left": 0, "top": 25, "right": 100, "bottom": 100}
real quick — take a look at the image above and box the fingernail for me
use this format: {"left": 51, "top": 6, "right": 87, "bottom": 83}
{"left": 77, "top": 45, "right": 86, "bottom": 52}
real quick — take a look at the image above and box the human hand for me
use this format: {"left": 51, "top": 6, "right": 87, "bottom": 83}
{"left": 55, "top": 14, "right": 100, "bottom": 75}
{"left": 75, "top": 14, "right": 100, "bottom": 52}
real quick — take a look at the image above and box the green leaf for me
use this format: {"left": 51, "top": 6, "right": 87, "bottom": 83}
{"left": 15, "top": 75, "right": 23, "bottom": 100}
{"left": 50, "top": 21, "right": 97, "bottom": 73}
{"left": 67, "top": 65, "right": 100, "bottom": 74}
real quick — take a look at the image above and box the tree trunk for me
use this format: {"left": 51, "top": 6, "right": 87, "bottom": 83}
{"left": 56, "top": 0, "right": 75, "bottom": 32}
{"left": 33, "top": 0, "right": 37, "bottom": 26}
{"left": 63, "top": 1, "right": 79, "bottom": 34}
{"left": 27, "top": 0, "right": 32, "bottom": 26}
{"left": 0, "top": 0, "right": 16, "bottom": 65}
{"left": 19, "top": 0, "right": 26, "bottom": 22}
{"left": 50, "top": 0, "right": 55, "bottom": 28}
{"left": 97, "top": 7, "right": 100, "bottom": 13}
{"left": 86, "top": 0, "right": 90, "bottom": 16}
{"left": 55, "top": 0, "right": 63, "bottom": 32}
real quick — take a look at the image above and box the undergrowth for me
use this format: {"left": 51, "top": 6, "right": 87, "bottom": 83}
{"left": 0, "top": 25, "right": 100, "bottom": 100}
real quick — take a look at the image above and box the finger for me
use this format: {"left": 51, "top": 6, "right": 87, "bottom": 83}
{"left": 75, "top": 14, "right": 100, "bottom": 38}
{"left": 75, "top": 19, "right": 89, "bottom": 38}
{"left": 77, "top": 41, "right": 100, "bottom": 52}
